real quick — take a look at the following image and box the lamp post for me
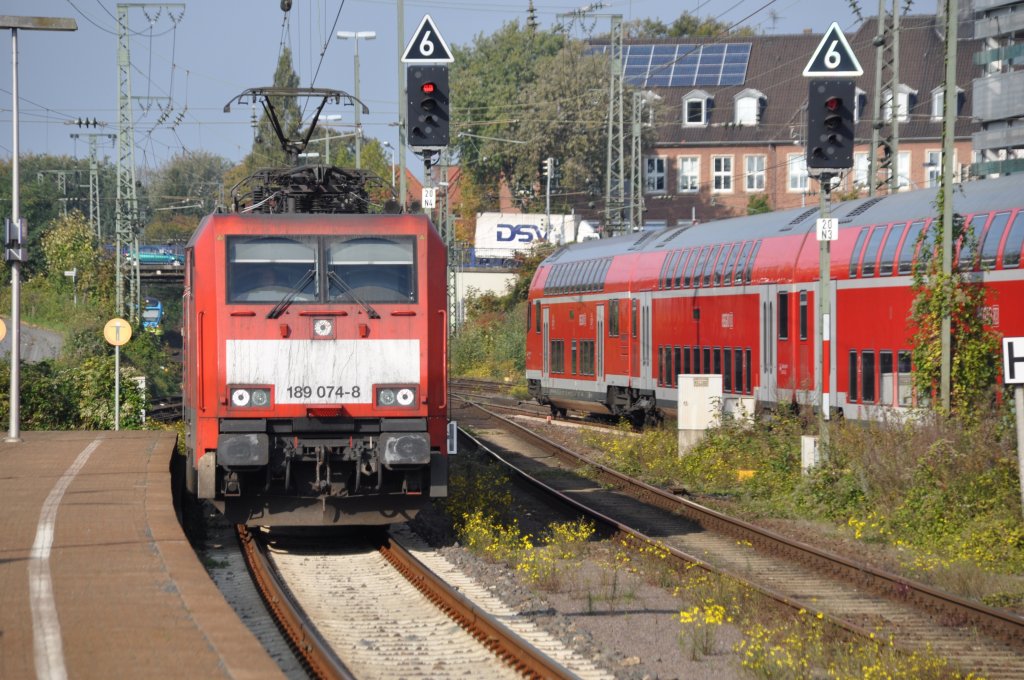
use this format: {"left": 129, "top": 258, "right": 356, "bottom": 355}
{"left": 3, "top": 15, "right": 77, "bottom": 443}
{"left": 383, "top": 141, "right": 396, "bottom": 187}
{"left": 320, "top": 113, "right": 343, "bottom": 163}
{"left": 336, "top": 30, "right": 376, "bottom": 169}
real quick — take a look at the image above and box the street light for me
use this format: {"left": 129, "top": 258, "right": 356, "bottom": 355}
{"left": 383, "top": 141, "right": 396, "bottom": 187}
{"left": 336, "top": 30, "right": 376, "bottom": 169}
{"left": 2, "top": 15, "right": 78, "bottom": 443}
{"left": 320, "top": 113, "right": 343, "bottom": 163}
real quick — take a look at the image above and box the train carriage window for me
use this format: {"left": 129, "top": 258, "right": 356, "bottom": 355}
{"left": 862, "top": 350, "right": 876, "bottom": 403}
{"left": 879, "top": 222, "right": 908, "bottom": 276}
{"left": 880, "top": 351, "right": 894, "bottom": 405}
{"left": 702, "top": 347, "right": 711, "bottom": 375}
{"left": 658, "top": 346, "right": 666, "bottom": 385}
{"left": 778, "top": 291, "right": 789, "bottom": 340}
{"left": 581, "top": 340, "right": 595, "bottom": 375}
{"left": 918, "top": 220, "right": 938, "bottom": 268}
{"left": 582, "top": 260, "right": 597, "bottom": 291}
{"left": 1003, "top": 212, "right": 1023, "bottom": 268}
{"left": 327, "top": 236, "right": 416, "bottom": 303}
{"left": 848, "top": 351, "right": 858, "bottom": 402}
{"left": 631, "top": 299, "right": 639, "bottom": 338}
{"left": 743, "top": 241, "right": 761, "bottom": 283}
{"left": 713, "top": 347, "right": 721, "bottom": 377}
{"left": 701, "top": 245, "right": 721, "bottom": 286}
{"left": 848, "top": 228, "right": 868, "bottom": 277}
{"left": 956, "top": 215, "right": 984, "bottom": 272}
{"left": 661, "top": 251, "right": 680, "bottom": 289}
{"left": 714, "top": 244, "right": 734, "bottom": 285}
{"left": 228, "top": 236, "right": 318, "bottom": 303}
{"left": 683, "top": 345, "right": 691, "bottom": 374}
{"left": 609, "top": 300, "right": 620, "bottom": 336}
{"left": 527, "top": 301, "right": 531, "bottom": 333}
{"left": 550, "top": 340, "right": 565, "bottom": 373}
{"left": 673, "top": 346, "right": 682, "bottom": 385}
{"left": 724, "top": 241, "right": 745, "bottom": 285}
{"left": 693, "top": 346, "right": 701, "bottom": 373}
{"left": 897, "top": 350, "right": 913, "bottom": 406}
{"left": 799, "top": 290, "right": 808, "bottom": 340}
{"left": 897, "top": 220, "right": 926, "bottom": 275}
{"left": 673, "top": 249, "right": 690, "bottom": 287}
{"left": 734, "top": 348, "right": 743, "bottom": 394}
{"left": 724, "top": 349, "right": 733, "bottom": 392}
{"left": 685, "top": 246, "right": 708, "bottom": 287}
{"left": 982, "top": 211, "right": 1012, "bottom": 269}
{"left": 572, "top": 340, "right": 578, "bottom": 374}
{"left": 535, "top": 300, "right": 541, "bottom": 333}
{"left": 745, "top": 348, "right": 752, "bottom": 393}
{"left": 861, "top": 226, "right": 886, "bottom": 277}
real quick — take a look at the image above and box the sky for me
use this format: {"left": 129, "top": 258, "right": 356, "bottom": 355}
{"left": 1, "top": 0, "right": 873, "bottom": 178}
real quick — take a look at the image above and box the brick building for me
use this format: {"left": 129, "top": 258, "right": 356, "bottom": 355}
{"left": 619, "top": 13, "right": 982, "bottom": 228}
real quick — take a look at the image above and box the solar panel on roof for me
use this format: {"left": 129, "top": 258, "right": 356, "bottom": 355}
{"left": 589, "top": 43, "right": 751, "bottom": 88}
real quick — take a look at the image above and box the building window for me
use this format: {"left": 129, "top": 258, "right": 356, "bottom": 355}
{"left": 787, "top": 153, "right": 808, "bottom": 192}
{"left": 712, "top": 156, "right": 733, "bottom": 193}
{"left": 853, "top": 152, "right": 869, "bottom": 188}
{"left": 645, "top": 156, "right": 666, "bottom": 193}
{"left": 882, "top": 85, "right": 915, "bottom": 123}
{"left": 734, "top": 89, "right": 764, "bottom": 126}
{"left": 925, "top": 150, "right": 941, "bottom": 188}
{"left": 678, "top": 156, "right": 699, "bottom": 193}
{"left": 684, "top": 98, "right": 706, "bottom": 125}
{"left": 931, "top": 89, "right": 944, "bottom": 122}
{"left": 683, "top": 90, "right": 711, "bottom": 126}
{"left": 896, "top": 151, "right": 912, "bottom": 191}
{"left": 745, "top": 155, "right": 766, "bottom": 192}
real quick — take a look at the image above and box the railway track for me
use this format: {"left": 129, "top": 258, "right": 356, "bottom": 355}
{"left": 235, "top": 524, "right": 612, "bottom": 679}
{"left": 453, "top": 397, "right": 1024, "bottom": 678}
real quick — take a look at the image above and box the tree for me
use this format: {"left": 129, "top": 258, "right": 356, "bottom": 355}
{"left": 624, "top": 11, "right": 757, "bottom": 39}
{"left": 909, "top": 195, "right": 1001, "bottom": 416}
{"left": 451, "top": 22, "right": 568, "bottom": 204}
{"left": 248, "top": 46, "right": 302, "bottom": 169}
{"left": 145, "top": 150, "right": 233, "bottom": 218}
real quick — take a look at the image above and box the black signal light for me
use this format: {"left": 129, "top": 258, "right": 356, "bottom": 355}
{"left": 806, "top": 80, "right": 855, "bottom": 170}
{"left": 407, "top": 65, "right": 449, "bottom": 148}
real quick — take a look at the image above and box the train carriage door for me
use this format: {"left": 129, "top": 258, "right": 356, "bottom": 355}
{"left": 759, "top": 284, "right": 779, "bottom": 403}
{"left": 542, "top": 306, "right": 551, "bottom": 387}
{"left": 596, "top": 304, "right": 605, "bottom": 388}
{"left": 631, "top": 292, "right": 654, "bottom": 390}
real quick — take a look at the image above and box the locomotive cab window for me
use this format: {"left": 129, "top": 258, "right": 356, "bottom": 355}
{"left": 328, "top": 236, "right": 416, "bottom": 303}
{"left": 228, "top": 236, "right": 317, "bottom": 303}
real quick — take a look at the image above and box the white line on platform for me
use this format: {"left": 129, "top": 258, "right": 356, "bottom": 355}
{"left": 29, "top": 438, "right": 103, "bottom": 680}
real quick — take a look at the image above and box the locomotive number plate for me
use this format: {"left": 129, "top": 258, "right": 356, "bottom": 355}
{"left": 285, "top": 385, "right": 362, "bottom": 400}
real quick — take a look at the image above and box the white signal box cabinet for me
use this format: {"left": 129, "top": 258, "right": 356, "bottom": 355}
{"left": 677, "top": 374, "right": 723, "bottom": 455}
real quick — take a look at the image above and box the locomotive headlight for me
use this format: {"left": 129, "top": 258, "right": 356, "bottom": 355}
{"left": 377, "top": 385, "right": 417, "bottom": 408}
{"left": 229, "top": 386, "right": 272, "bottom": 409}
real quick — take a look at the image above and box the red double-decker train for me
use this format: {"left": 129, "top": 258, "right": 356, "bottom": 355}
{"left": 182, "top": 161, "right": 452, "bottom": 526}
{"left": 526, "top": 175, "right": 1024, "bottom": 424}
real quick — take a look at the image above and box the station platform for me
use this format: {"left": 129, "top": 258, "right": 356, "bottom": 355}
{"left": 0, "top": 430, "right": 282, "bottom": 679}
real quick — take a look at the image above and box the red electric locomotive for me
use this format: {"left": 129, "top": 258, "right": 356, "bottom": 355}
{"left": 182, "top": 90, "right": 451, "bottom": 526}
{"left": 526, "top": 175, "right": 1024, "bottom": 423}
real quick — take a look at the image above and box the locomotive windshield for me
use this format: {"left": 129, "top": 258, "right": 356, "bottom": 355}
{"left": 327, "top": 236, "right": 416, "bottom": 303}
{"left": 226, "top": 234, "right": 416, "bottom": 304}
{"left": 228, "top": 237, "right": 317, "bottom": 302}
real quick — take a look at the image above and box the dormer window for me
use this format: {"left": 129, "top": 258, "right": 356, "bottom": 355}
{"left": 931, "top": 85, "right": 963, "bottom": 121}
{"left": 683, "top": 90, "right": 712, "bottom": 126}
{"left": 734, "top": 88, "right": 765, "bottom": 126}
{"left": 855, "top": 87, "right": 867, "bottom": 125}
{"left": 881, "top": 84, "right": 917, "bottom": 123}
